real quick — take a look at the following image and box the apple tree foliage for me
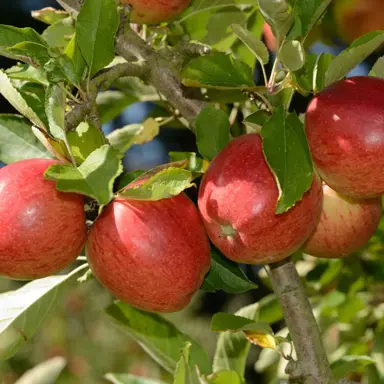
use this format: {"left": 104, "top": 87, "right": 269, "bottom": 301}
{"left": 0, "top": 0, "right": 384, "bottom": 383}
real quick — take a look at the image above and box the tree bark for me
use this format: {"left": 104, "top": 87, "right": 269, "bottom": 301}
{"left": 270, "top": 259, "right": 335, "bottom": 383}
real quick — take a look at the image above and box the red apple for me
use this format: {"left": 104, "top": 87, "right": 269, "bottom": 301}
{"left": 0, "top": 159, "right": 87, "bottom": 280}
{"left": 86, "top": 192, "right": 211, "bottom": 313}
{"left": 303, "top": 183, "right": 382, "bottom": 259}
{"left": 263, "top": 23, "right": 277, "bottom": 52}
{"left": 305, "top": 76, "right": 384, "bottom": 199}
{"left": 121, "top": 0, "right": 191, "bottom": 25}
{"left": 197, "top": 134, "right": 323, "bottom": 265}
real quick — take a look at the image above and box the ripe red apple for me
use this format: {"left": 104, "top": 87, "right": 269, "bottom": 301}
{"left": 120, "top": 0, "right": 191, "bottom": 25}
{"left": 0, "top": 159, "right": 87, "bottom": 280}
{"left": 263, "top": 23, "right": 277, "bottom": 52}
{"left": 303, "top": 183, "right": 382, "bottom": 259}
{"left": 305, "top": 76, "right": 384, "bottom": 199}
{"left": 86, "top": 192, "right": 211, "bottom": 313}
{"left": 197, "top": 134, "right": 323, "bottom": 265}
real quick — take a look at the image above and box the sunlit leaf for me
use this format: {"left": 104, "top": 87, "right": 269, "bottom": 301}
{"left": 0, "top": 264, "right": 88, "bottom": 360}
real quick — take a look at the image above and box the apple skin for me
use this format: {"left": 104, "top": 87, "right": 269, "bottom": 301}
{"left": 197, "top": 134, "right": 323, "bottom": 265}
{"left": 86, "top": 193, "right": 211, "bottom": 313}
{"left": 305, "top": 76, "right": 384, "bottom": 199}
{"left": 120, "top": 0, "right": 191, "bottom": 25}
{"left": 0, "top": 159, "right": 87, "bottom": 280}
{"left": 303, "top": 183, "right": 382, "bottom": 259}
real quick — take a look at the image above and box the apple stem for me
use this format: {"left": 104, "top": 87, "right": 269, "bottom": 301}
{"left": 269, "top": 258, "right": 335, "bottom": 384}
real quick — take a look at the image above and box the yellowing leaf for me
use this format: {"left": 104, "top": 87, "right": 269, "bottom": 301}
{"left": 244, "top": 331, "right": 277, "bottom": 350}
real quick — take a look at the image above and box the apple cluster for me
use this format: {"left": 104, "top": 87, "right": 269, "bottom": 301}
{"left": 0, "top": 159, "right": 211, "bottom": 313}
{"left": 0, "top": 76, "right": 382, "bottom": 314}
{"left": 199, "top": 76, "right": 384, "bottom": 264}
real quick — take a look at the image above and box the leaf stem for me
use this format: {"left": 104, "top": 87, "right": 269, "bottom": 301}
{"left": 157, "top": 115, "right": 175, "bottom": 127}
{"left": 261, "top": 63, "right": 269, "bottom": 88}
{"left": 58, "top": 83, "right": 82, "bottom": 104}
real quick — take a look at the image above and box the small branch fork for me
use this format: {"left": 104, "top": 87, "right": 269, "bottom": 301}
{"left": 65, "top": 61, "right": 149, "bottom": 131}
{"left": 59, "top": 1, "right": 357, "bottom": 383}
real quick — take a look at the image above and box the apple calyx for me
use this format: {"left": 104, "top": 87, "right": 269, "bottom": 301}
{"left": 219, "top": 224, "right": 237, "bottom": 238}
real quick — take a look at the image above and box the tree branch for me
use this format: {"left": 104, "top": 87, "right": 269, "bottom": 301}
{"left": 115, "top": 21, "right": 206, "bottom": 129}
{"left": 269, "top": 259, "right": 335, "bottom": 384}
{"left": 65, "top": 61, "right": 148, "bottom": 131}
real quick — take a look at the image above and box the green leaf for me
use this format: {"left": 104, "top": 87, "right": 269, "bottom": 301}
{"left": 0, "top": 70, "right": 46, "bottom": 129}
{"left": 169, "top": 152, "right": 208, "bottom": 173}
{"left": 211, "top": 313, "right": 273, "bottom": 335}
{"left": 337, "top": 295, "right": 366, "bottom": 324}
{"left": 213, "top": 299, "right": 280, "bottom": 375}
{"left": 18, "top": 83, "right": 49, "bottom": 129}
{"left": 205, "top": 10, "right": 247, "bottom": 53}
{"left": 258, "top": 0, "right": 293, "bottom": 42}
{"left": 289, "top": 0, "right": 332, "bottom": 38}
{"left": 97, "top": 90, "right": 138, "bottom": 124}
{"left": 76, "top": 0, "right": 119, "bottom": 76}
{"left": 231, "top": 24, "right": 269, "bottom": 65}
{"left": 64, "top": 34, "right": 87, "bottom": 84}
{"left": 233, "top": 10, "right": 264, "bottom": 68}
{"left": 105, "top": 301, "right": 211, "bottom": 375}
{"left": 200, "top": 370, "right": 243, "bottom": 384}
{"left": 261, "top": 107, "right": 313, "bottom": 214}
{"left": 313, "top": 52, "right": 334, "bottom": 93}
{"left": 6, "top": 42, "right": 67, "bottom": 85}
{"left": 182, "top": 52, "right": 254, "bottom": 89}
{"left": 369, "top": 57, "right": 384, "bottom": 78}
{"left": 31, "top": 7, "right": 68, "bottom": 25}
{"left": 117, "top": 170, "right": 146, "bottom": 190}
{"left": 291, "top": 52, "right": 317, "bottom": 93}
{"left": 45, "top": 145, "right": 123, "bottom": 205}
{"left": 14, "top": 357, "right": 66, "bottom": 384}
{"left": 201, "top": 248, "right": 257, "bottom": 294}
{"left": 45, "top": 85, "right": 66, "bottom": 140}
{"left": 0, "top": 25, "right": 46, "bottom": 59}
{"left": 107, "top": 118, "right": 160, "bottom": 156}
{"left": 243, "top": 110, "right": 270, "bottom": 132}
{"left": 42, "top": 17, "right": 74, "bottom": 50}
{"left": 7, "top": 39, "right": 79, "bottom": 86}
{"left": 0, "top": 264, "right": 88, "bottom": 360}
{"left": 67, "top": 121, "right": 106, "bottom": 164}
{"left": 0, "top": 114, "right": 50, "bottom": 163}
{"left": 173, "top": 343, "right": 200, "bottom": 384}
{"left": 7, "top": 41, "right": 51, "bottom": 68}
{"left": 280, "top": 40, "right": 305, "bottom": 71}
{"left": 105, "top": 374, "right": 166, "bottom": 384}
{"left": 331, "top": 355, "right": 375, "bottom": 380}
{"left": 319, "top": 290, "right": 346, "bottom": 315}
{"left": 6, "top": 64, "right": 48, "bottom": 86}
{"left": 317, "top": 259, "right": 343, "bottom": 290}
{"left": 195, "top": 107, "right": 230, "bottom": 161}
{"left": 372, "top": 329, "right": 384, "bottom": 379}
{"left": 255, "top": 295, "right": 283, "bottom": 324}
{"left": 118, "top": 168, "right": 194, "bottom": 201}
{"left": 325, "top": 31, "right": 384, "bottom": 87}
